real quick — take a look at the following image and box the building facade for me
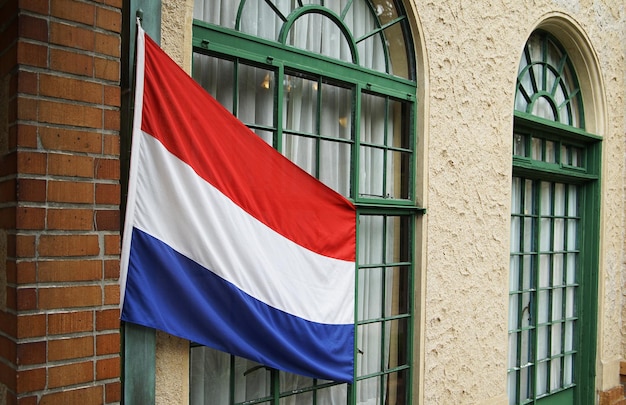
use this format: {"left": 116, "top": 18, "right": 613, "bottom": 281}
{"left": 1, "top": 0, "right": 625, "bottom": 404}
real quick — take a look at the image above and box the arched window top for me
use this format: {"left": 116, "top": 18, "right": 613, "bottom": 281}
{"left": 193, "top": 0, "right": 415, "bottom": 80}
{"left": 515, "top": 31, "right": 584, "bottom": 129}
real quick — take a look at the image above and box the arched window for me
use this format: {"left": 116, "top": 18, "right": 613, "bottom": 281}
{"left": 508, "top": 30, "right": 600, "bottom": 405}
{"left": 190, "top": 1, "right": 420, "bottom": 404}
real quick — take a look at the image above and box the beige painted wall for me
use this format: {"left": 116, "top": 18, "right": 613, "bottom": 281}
{"left": 156, "top": 1, "right": 626, "bottom": 403}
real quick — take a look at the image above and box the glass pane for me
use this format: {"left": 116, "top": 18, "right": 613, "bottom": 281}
{"left": 358, "top": 215, "right": 384, "bottom": 264}
{"left": 190, "top": 346, "right": 230, "bottom": 405}
{"left": 357, "top": 322, "right": 382, "bottom": 375}
{"left": 287, "top": 13, "right": 352, "bottom": 63}
{"left": 319, "top": 140, "right": 350, "bottom": 197}
{"left": 359, "top": 145, "right": 384, "bottom": 198}
{"left": 389, "top": 99, "right": 409, "bottom": 149}
{"left": 385, "top": 216, "right": 410, "bottom": 263}
{"left": 386, "top": 150, "right": 410, "bottom": 199}
{"left": 385, "top": 266, "right": 410, "bottom": 317}
{"left": 283, "top": 74, "right": 318, "bottom": 133}
{"left": 360, "top": 93, "right": 386, "bottom": 144}
{"left": 356, "top": 376, "right": 380, "bottom": 405}
{"left": 240, "top": 0, "right": 282, "bottom": 41}
{"left": 234, "top": 357, "right": 271, "bottom": 403}
{"left": 385, "top": 369, "right": 409, "bottom": 404}
{"left": 283, "top": 134, "right": 316, "bottom": 176}
{"left": 192, "top": 53, "right": 235, "bottom": 112}
{"left": 513, "top": 133, "right": 527, "bottom": 157}
{"left": 238, "top": 64, "right": 274, "bottom": 127}
{"left": 358, "top": 267, "right": 383, "bottom": 321}
{"left": 385, "top": 318, "right": 409, "bottom": 369}
{"left": 320, "top": 81, "right": 352, "bottom": 140}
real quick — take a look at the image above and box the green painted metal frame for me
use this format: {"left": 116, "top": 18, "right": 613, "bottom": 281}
{"left": 190, "top": 2, "right": 420, "bottom": 403}
{"left": 120, "top": 1, "right": 161, "bottom": 403}
{"left": 510, "top": 113, "right": 601, "bottom": 405}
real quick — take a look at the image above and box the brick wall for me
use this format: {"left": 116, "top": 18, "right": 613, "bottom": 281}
{"left": 0, "top": 0, "right": 122, "bottom": 404}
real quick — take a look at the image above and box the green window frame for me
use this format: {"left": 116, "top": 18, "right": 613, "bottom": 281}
{"left": 508, "top": 31, "right": 600, "bottom": 405}
{"left": 189, "top": 1, "right": 420, "bottom": 404}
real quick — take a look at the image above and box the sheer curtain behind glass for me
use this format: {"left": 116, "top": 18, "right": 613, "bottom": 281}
{"left": 191, "top": 1, "right": 402, "bottom": 404}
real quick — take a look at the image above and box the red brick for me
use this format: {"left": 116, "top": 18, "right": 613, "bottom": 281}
{"left": 0, "top": 179, "right": 17, "bottom": 203}
{"left": 17, "top": 41, "right": 47, "bottom": 68}
{"left": 94, "top": 57, "right": 119, "bottom": 82}
{"left": 103, "top": 108, "right": 119, "bottom": 130}
{"left": 102, "top": 134, "right": 119, "bottom": 155}
{"left": 6, "top": 286, "right": 17, "bottom": 310}
{"left": 103, "top": 284, "right": 118, "bottom": 305}
{"left": 39, "top": 99, "right": 102, "bottom": 128}
{"left": 96, "top": 357, "right": 119, "bottom": 380}
{"left": 105, "top": 381, "right": 121, "bottom": 403}
{"left": 16, "top": 179, "right": 46, "bottom": 202}
{"left": 39, "top": 285, "right": 102, "bottom": 309}
{"left": 16, "top": 124, "right": 38, "bottom": 148}
{"left": 16, "top": 288, "right": 36, "bottom": 310}
{"left": 95, "top": 183, "right": 120, "bottom": 204}
{"left": 48, "top": 311, "right": 93, "bottom": 335}
{"left": 48, "top": 336, "right": 94, "bottom": 361}
{"left": 17, "top": 151, "right": 46, "bottom": 175}
{"left": 0, "top": 152, "right": 17, "bottom": 177}
{"left": 15, "top": 206, "right": 45, "bottom": 229}
{"left": 0, "top": 334, "right": 17, "bottom": 363}
{"left": 40, "top": 127, "right": 102, "bottom": 154}
{"left": 0, "top": 311, "right": 18, "bottom": 337}
{"left": 16, "top": 367, "right": 45, "bottom": 393}
{"left": 38, "top": 260, "right": 102, "bottom": 282}
{"left": 95, "top": 158, "right": 119, "bottom": 180}
{"left": 96, "top": 6, "right": 121, "bottom": 33}
{"left": 40, "top": 386, "right": 103, "bottom": 405}
{"left": 96, "top": 333, "right": 119, "bottom": 355}
{"left": 50, "top": 21, "right": 95, "bottom": 51}
{"left": 19, "top": 0, "right": 49, "bottom": 14}
{"left": 18, "top": 14, "right": 48, "bottom": 42}
{"left": 16, "top": 261, "right": 36, "bottom": 284}
{"left": 103, "top": 85, "right": 120, "bottom": 106}
{"left": 16, "top": 341, "right": 46, "bottom": 365}
{"left": 0, "top": 207, "right": 16, "bottom": 228}
{"left": 0, "top": 359, "right": 17, "bottom": 392}
{"left": 104, "top": 235, "right": 120, "bottom": 256}
{"left": 16, "top": 96, "right": 37, "bottom": 121}
{"left": 103, "top": 259, "right": 119, "bottom": 279}
{"left": 50, "top": 0, "right": 95, "bottom": 26}
{"left": 16, "top": 314, "right": 45, "bottom": 338}
{"left": 95, "top": 308, "right": 119, "bottom": 331}
{"left": 17, "top": 71, "right": 38, "bottom": 95}
{"left": 41, "top": 74, "right": 103, "bottom": 105}
{"left": 48, "top": 153, "right": 95, "bottom": 178}
{"left": 16, "top": 234, "right": 36, "bottom": 258}
{"left": 95, "top": 32, "right": 120, "bottom": 57}
{"left": 50, "top": 48, "right": 94, "bottom": 77}
{"left": 47, "top": 208, "right": 93, "bottom": 230}
{"left": 47, "top": 180, "right": 94, "bottom": 203}
{"left": 95, "top": 210, "right": 119, "bottom": 230}
{"left": 48, "top": 360, "right": 93, "bottom": 388}
{"left": 38, "top": 234, "right": 99, "bottom": 257}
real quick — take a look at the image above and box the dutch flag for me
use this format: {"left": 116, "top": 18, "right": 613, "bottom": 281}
{"left": 119, "top": 25, "right": 356, "bottom": 382}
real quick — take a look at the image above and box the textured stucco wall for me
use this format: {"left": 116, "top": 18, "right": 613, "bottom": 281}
{"left": 412, "top": 0, "right": 625, "bottom": 403}
{"left": 156, "top": 1, "right": 626, "bottom": 403}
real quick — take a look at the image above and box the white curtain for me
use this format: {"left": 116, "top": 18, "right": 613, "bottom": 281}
{"left": 191, "top": 1, "right": 397, "bottom": 404}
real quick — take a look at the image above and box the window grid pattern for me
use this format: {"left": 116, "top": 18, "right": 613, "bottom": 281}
{"left": 508, "top": 178, "right": 579, "bottom": 404}
{"left": 190, "top": 1, "right": 418, "bottom": 404}
{"left": 515, "top": 31, "right": 584, "bottom": 128}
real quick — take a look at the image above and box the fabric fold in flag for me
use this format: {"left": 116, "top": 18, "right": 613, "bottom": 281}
{"left": 120, "top": 25, "right": 356, "bottom": 382}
